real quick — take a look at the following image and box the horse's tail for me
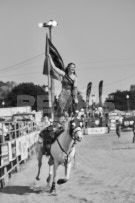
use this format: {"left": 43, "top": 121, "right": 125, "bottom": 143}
{"left": 73, "top": 152, "right": 76, "bottom": 167}
{"left": 36, "top": 140, "right": 43, "bottom": 160}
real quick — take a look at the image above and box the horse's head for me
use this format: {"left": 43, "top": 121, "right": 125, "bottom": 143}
{"left": 69, "top": 116, "right": 83, "bottom": 142}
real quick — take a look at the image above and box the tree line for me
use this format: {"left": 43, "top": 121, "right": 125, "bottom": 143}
{"left": 106, "top": 90, "right": 135, "bottom": 111}
{"left": 1, "top": 81, "right": 135, "bottom": 112}
{"left": 0, "top": 82, "right": 86, "bottom": 115}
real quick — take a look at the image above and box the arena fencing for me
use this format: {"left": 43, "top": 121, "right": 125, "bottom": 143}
{"left": 0, "top": 120, "right": 45, "bottom": 189}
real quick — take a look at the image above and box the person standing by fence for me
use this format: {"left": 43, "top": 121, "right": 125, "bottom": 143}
{"left": 0, "top": 122, "right": 8, "bottom": 143}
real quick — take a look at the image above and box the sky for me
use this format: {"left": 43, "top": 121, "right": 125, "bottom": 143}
{"left": 0, "top": 0, "right": 135, "bottom": 103}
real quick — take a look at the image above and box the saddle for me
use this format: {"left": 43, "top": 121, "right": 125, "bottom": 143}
{"left": 39, "top": 125, "right": 64, "bottom": 156}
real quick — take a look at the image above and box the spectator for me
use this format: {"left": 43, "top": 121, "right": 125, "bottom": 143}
{"left": 0, "top": 122, "right": 9, "bottom": 143}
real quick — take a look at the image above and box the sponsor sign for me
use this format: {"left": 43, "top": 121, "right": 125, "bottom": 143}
{"left": 8, "top": 140, "right": 16, "bottom": 161}
{"left": 21, "top": 136, "right": 28, "bottom": 160}
{"left": 1, "top": 143, "right": 9, "bottom": 167}
{"left": 16, "top": 137, "right": 22, "bottom": 156}
{"left": 34, "top": 131, "right": 39, "bottom": 143}
{"left": 85, "top": 127, "right": 108, "bottom": 135}
{"left": 26, "top": 133, "right": 31, "bottom": 148}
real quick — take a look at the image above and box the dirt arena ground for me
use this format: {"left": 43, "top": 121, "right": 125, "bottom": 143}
{"left": 1, "top": 130, "right": 135, "bottom": 203}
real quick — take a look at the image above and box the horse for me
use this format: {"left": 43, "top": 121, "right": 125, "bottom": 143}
{"left": 36, "top": 115, "right": 83, "bottom": 194}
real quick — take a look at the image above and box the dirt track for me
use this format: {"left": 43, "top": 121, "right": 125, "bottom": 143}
{"left": 1, "top": 131, "right": 135, "bottom": 203}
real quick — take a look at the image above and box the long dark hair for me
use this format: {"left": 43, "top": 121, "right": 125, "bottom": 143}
{"left": 65, "top": 63, "right": 77, "bottom": 76}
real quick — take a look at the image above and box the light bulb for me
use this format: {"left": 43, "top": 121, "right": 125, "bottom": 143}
{"left": 38, "top": 23, "right": 43, "bottom": 28}
{"left": 52, "top": 21, "right": 58, "bottom": 26}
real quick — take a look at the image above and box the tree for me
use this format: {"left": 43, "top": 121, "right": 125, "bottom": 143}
{"left": 5, "top": 82, "right": 47, "bottom": 111}
{"left": 106, "top": 90, "right": 135, "bottom": 111}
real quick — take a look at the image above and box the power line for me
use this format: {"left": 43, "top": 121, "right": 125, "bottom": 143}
{"left": 1, "top": 52, "right": 135, "bottom": 92}
{"left": 0, "top": 53, "right": 44, "bottom": 72}
{"left": 0, "top": 71, "right": 41, "bottom": 78}
{"left": 80, "top": 71, "right": 135, "bottom": 92}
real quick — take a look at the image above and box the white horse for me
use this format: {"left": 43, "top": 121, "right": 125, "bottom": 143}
{"left": 36, "top": 116, "right": 83, "bottom": 193}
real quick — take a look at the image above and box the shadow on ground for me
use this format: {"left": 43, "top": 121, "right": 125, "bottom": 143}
{"left": 0, "top": 185, "right": 50, "bottom": 195}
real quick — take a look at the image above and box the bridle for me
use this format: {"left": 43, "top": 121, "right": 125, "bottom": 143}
{"left": 70, "top": 126, "right": 82, "bottom": 140}
{"left": 56, "top": 117, "right": 83, "bottom": 163}
{"left": 69, "top": 118, "right": 83, "bottom": 141}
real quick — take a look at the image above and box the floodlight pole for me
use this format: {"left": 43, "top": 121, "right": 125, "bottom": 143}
{"left": 126, "top": 95, "right": 130, "bottom": 112}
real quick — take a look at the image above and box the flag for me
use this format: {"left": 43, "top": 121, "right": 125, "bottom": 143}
{"left": 43, "top": 34, "right": 65, "bottom": 80}
{"left": 43, "top": 34, "right": 51, "bottom": 75}
{"left": 48, "top": 38, "right": 65, "bottom": 71}
{"left": 99, "top": 80, "right": 103, "bottom": 106}
{"left": 86, "top": 82, "right": 92, "bottom": 110}
{"left": 86, "top": 82, "right": 92, "bottom": 101}
{"left": 99, "top": 80, "right": 103, "bottom": 98}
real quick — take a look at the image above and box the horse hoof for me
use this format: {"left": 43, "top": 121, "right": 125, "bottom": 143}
{"left": 36, "top": 177, "right": 40, "bottom": 181}
{"left": 50, "top": 187, "right": 56, "bottom": 194}
{"left": 57, "top": 179, "right": 68, "bottom": 185}
{"left": 46, "top": 174, "right": 52, "bottom": 183}
{"left": 49, "top": 189, "right": 57, "bottom": 196}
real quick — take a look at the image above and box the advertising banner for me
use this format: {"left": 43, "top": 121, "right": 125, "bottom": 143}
{"left": 34, "top": 131, "right": 39, "bottom": 143}
{"left": 99, "top": 80, "right": 103, "bottom": 106}
{"left": 16, "top": 137, "right": 22, "bottom": 156}
{"left": 30, "top": 132, "right": 35, "bottom": 146}
{"left": 85, "top": 127, "right": 108, "bottom": 135}
{"left": 8, "top": 140, "right": 16, "bottom": 161}
{"left": 21, "top": 136, "right": 28, "bottom": 160}
{"left": 26, "top": 134, "right": 31, "bottom": 148}
{"left": 1, "top": 143, "right": 9, "bottom": 167}
{"left": 86, "top": 82, "right": 92, "bottom": 111}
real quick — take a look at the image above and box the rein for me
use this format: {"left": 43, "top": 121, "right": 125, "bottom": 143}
{"left": 56, "top": 138, "right": 75, "bottom": 156}
{"left": 71, "top": 127, "right": 82, "bottom": 140}
{"left": 55, "top": 117, "right": 82, "bottom": 163}
{"left": 56, "top": 124, "right": 80, "bottom": 163}
{"left": 56, "top": 138, "right": 76, "bottom": 164}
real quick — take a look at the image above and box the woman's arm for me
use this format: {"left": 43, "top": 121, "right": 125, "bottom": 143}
{"left": 74, "top": 76, "right": 77, "bottom": 88}
{"left": 48, "top": 55, "right": 65, "bottom": 76}
{"left": 73, "top": 76, "right": 78, "bottom": 103}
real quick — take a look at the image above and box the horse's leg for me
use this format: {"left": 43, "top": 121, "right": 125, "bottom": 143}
{"left": 132, "top": 125, "right": 135, "bottom": 143}
{"left": 46, "top": 156, "right": 54, "bottom": 186}
{"left": 36, "top": 144, "right": 43, "bottom": 180}
{"left": 65, "top": 161, "right": 72, "bottom": 181}
{"left": 116, "top": 124, "right": 121, "bottom": 138}
{"left": 50, "top": 161, "right": 59, "bottom": 193}
{"left": 57, "top": 161, "right": 72, "bottom": 185}
{"left": 73, "top": 153, "right": 76, "bottom": 167}
{"left": 132, "top": 132, "right": 135, "bottom": 143}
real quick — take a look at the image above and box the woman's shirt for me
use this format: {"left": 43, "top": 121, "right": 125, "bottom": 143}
{"left": 62, "top": 74, "right": 77, "bottom": 91}
{"left": 49, "top": 55, "right": 77, "bottom": 91}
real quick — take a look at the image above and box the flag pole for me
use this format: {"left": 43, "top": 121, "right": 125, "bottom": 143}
{"left": 45, "top": 34, "right": 52, "bottom": 118}
{"left": 39, "top": 20, "right": 58, "bottom": 120}
{"left": 48, "top": 26, "right": 54, "bottom": 120}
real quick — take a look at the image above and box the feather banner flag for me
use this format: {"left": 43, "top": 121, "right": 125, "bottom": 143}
{"left": 86, "top": 82, "right": 92, "bottom": 111}
{"left": 43, "top": 34, "right": 65, "bottom": 80}
{"left": 99, "top": 80, "right": 103, "bottom": 106}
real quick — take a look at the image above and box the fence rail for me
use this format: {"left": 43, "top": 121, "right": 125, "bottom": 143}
{"left": 0, "top": 120, "right": 44, "bottom": 188}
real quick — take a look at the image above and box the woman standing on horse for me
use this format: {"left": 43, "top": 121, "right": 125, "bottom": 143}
{"left": 38, "top": 56, "right": 78, "bottom": 156}
{"left": 49, "top": 54, "right": 78, "bottom": 117}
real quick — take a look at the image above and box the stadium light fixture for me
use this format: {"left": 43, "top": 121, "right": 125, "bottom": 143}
{"left": 38, "top": 20, "right": 58, "bottom": 28}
